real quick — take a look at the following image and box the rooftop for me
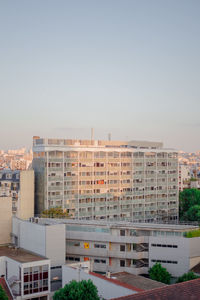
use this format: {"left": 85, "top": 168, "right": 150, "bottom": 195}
{"left": 0, "top": 246, "right": 47, "bottom": 263}
{"left": 36, "top": 218, "right": 198, "bottom": 232}
{"left": 111, "top": 278, "right": 200, "bottom": 300}
{"left": 111, "top": 272, "right": 166, "bottom": 291}
{"left": 33, "top": 137, "right": 163, "bottom": 149}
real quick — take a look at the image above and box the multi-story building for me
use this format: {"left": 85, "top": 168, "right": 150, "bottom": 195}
{"left": 13, "top": 217, "right": 200, "bottom": 278}
{"left": 0, "top": 169, "right": 34, "bottom": 219}
{"left": 33, "top": 137, "right": 179, "bottom": 222}
{"left": 178, "top": 164, "right": 191, "bottom": 191}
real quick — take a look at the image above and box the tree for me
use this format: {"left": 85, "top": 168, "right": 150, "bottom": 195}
{"left": 149, "top": 263, "right": 171, "bottom": 284}
{"left": 53, "top": 280, "right": 100, "bottom": 300}
{"left": 41, "top": 207, "right": 69, "bottom": 218}
{"left": 176, "top": 271, "right": 199, "bottom": 283}
{"left": 179, "top": 189, "right": 200, "bottom": 220}
{"left": 186, "top": 205, "right": 200, "bottom": 222}
{"left": 0, "top": 285, "right": 8, "bottom": 300}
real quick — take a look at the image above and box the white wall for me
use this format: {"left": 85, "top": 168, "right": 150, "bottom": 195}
{"left": 62, "top": 266, "right": 136, "bottom": 300}
{"left": 46, "top": 224, "right": 65, "bottom": 266}
{"left": 149, "top": 236, "right": 190, "bottom": 277}
{"left": 19, "top": 221, "right": 46, "bottom": 257}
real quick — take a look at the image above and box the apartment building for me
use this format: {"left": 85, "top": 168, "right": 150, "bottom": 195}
{"left": 13, "top": 217, "right": 200, "bottom": 277}
{"left": 33, "top": 137, "right": 179, "bottom": 222}
{"left": 0, "top": 246, "right": 50, "bottom": 300}
{"left": 0, "top": 169, "right": 34, "bottom": 219}
{"left": 178, "top": 164, "right": 191, "bottom": 191}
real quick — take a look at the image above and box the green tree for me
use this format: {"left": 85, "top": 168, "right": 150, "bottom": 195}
{"left": 176, "top": 271, "right": 199, "bottom": 283}
{"left": 186, "top": 205, "right": 200, "bottom": 222}
{"left": 41, "top": 207, "right": 69, "bottom": 218}
{"left": 53, "top": 280, "right": 100, "bottom": 300}
{"left": 0, "top": 285, "right": 8, "bottom": 300}
{"left": 149, "top": 263, "right": 171, "bottom": 284}
{"left": 179, "top": 189, "right": 200, "bottom": 220}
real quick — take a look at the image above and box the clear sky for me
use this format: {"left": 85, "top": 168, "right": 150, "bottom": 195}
{"left": 0, "top": 0, "right": 200, "bottom": 152}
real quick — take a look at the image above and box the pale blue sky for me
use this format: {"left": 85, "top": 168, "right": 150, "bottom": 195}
{"left": 0, "top": 0, "right": 200, "bottom": 151}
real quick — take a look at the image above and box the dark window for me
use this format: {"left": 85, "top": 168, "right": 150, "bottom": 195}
{"left": 120, "top": 245, "right": 125, "bottom": 252}
{"left": 120, "top": 230, "right": 125, "bottom": 236}
{"left": 120, "top": 260, "right": 125, "bottom": 267}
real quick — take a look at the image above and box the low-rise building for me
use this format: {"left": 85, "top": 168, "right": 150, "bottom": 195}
{"left": 12, "top": 217, "right": 200, "bottom": 277}
{"left": 0, "top": 246, "right": 50, "bottom": 300}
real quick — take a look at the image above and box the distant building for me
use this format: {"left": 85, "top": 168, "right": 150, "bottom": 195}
{"left": 0, "top": 197, "right": 12, "bottom": 245}
{"left": 33, "top": 137, "right": 179, "bottom": 222}
{"left": 178, "top": 164, "right": 191, "bottom": 191}
{"left": 0, "top": 169, "right": 34, "bottom": 219}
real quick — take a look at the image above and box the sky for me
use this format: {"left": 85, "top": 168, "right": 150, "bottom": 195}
{"left": 0, "top": 0, "right": 200, "bottom": 152}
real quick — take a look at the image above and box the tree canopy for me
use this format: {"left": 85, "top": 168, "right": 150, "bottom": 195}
{"left": 186, "top": 205, "right": 200, "bottom": 222}
{"left": 149, "top": 263, "right": 171, "bottom": 284}
{"left": 41, "top": 207, "right": 69, "bottom": 218}
{"left": 0, "top": 285, "right": 8, "bottom": 300}
{"left": 176, "top": 271, "right": 199, "bottom": 283}
{"left": 179, "top": 189, "right": 200, "bottom": 221}
{"left": 53, "top": 280, "right": 100, "bottom": 300}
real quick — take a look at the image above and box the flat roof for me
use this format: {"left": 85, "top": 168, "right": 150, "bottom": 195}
{"left": 37, "top": 218, "right": 198, "bottom": 231}
{"left": 0, "top": 246, "right": 47, "bottom": 263}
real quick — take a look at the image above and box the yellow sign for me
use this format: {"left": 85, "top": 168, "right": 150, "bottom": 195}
{"left": 84, "top": 242, "right": 89, "bottom": 249}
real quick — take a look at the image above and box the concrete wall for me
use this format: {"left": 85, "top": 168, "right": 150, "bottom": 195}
{"left": 62, "top": 266, "right": 136, "bottom": 300}
{"left": 149, "top": 236, "right": 190, "bottom": 277}
{"left": 18, "top": 170, "right": 34, "bottom": 220}
{"left": 0, "top": 197, "right": 12, "bottom": 245}
{"left": 189, "top": 237, "right": 200, "bottom": 269}
{"left": 19, "top": 220, "right": 46, "bottom": 257}
{"left": 46, "top": 224, "right": 65, "bottom": 266}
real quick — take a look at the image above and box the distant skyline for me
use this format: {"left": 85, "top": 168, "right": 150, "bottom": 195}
{"left": 0, "top": 0, "right": 200, "bottom": 152}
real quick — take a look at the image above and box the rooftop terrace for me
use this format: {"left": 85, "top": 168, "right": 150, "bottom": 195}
{"left": 0, "top": 246, "right": 47, "bottom": 263}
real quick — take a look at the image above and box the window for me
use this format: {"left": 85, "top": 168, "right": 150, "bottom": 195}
{"left": 151, "top": 259, "right": 177, "bottom": 264}
{"left": 120, "top": 230, "right": 125, "bottom": 236}
{"left": 151, "top": 244, "right": 178, "bottom": 249}
{"left": 120, "top": 245, "right": 125, "bottom": 252}
{"left": 120, "top": 260, "right": 125, "bottom": 267}
{"left": 94, "top": 244, "right": 106, "bottom": 249}
{"left": 94, "top": 259, "right": 106, "bottom": 264}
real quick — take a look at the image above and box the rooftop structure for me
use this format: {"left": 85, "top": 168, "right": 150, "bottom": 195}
{"left": 33, "top": 136, "right": 179, "bottom": 223}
